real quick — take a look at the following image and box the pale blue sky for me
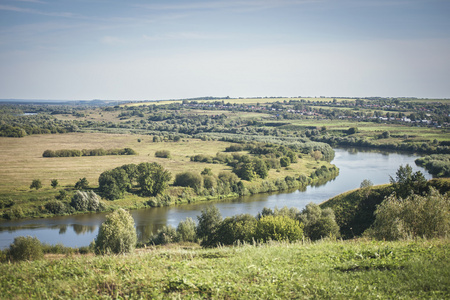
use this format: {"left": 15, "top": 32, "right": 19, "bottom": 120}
{"left": 1, "top": 0, "right": 449, "bottom": 100}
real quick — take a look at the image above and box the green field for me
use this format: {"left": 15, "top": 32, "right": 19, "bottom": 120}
{"left": 1, "top": 239, "right": 448, "bottom": 299}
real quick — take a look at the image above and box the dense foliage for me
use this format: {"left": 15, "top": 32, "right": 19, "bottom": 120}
{"left": 70, "top": 190, "right": 102, "bottom": 212}
{"left": 366, "top": 188, "right": 450, "bottom": 240}
{"left": 8, "top": 236, "right": 44, "bottom": 262}
{"left": 95, "top": 208, "right": 137, "bottom": 254}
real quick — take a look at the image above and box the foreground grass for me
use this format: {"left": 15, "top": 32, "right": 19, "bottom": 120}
{"left": 1, "top": 239, "right": 449, "bottom": 299}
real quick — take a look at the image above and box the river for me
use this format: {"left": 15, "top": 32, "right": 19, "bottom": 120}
{"left": 0, "top": 148, "right": 431, "bottom": 249}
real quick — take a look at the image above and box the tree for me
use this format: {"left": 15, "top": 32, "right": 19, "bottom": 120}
{"left": 286, "top": 151, "right": 298, "bottom": 163}
{"left": 360, "top": 179, "right": 373, "bottom": 189}
{"left": 359, "top": 179, "right": 373, "bottom": 199}
{"left": 280, "top": 156, "right": 290, "bottom": 167}
{"left": 30, "top": 179, "right": 42, "bottom": 190}
{"left": 298, "top": 203, "right": 340, "bottom": 241}
{"left": 311, "top": 150, "right": 322, "bottom": 161}
{"left": 70, "top": 190, "right": 101, "bottom": 212}
{"left": 347, "top": 127, "right": 358, "bottom": 135}
{"left": 95, "top": 208, "right": 137, "bottom": 254}
{"left": 197, "top": 205, "right": 222, "bottom": 247}
{"left": 176, "top": 217, "right": 197, "bottom": 242}
{"left": 137, "top": 162, "right": 172, "bottom": 196}
{"left": 215, "top": 214, "right": 257, "bottom": 245}
{"left": 51, "top": 179, "right": 58, "bottom": 189}
{"left": 253, "top": 158, "right": 268, "bottom": 179}
{"left": 99, "top": 168, "right": 130, "bottom": 200}
{"left": 74, "top": 177, "right": 89, "bottom": 190}
{"left": 389, "top": 164, "right": 427, "bottom": 198}
{"left": 233, "top": 162, "right": 255, "bottom": 181}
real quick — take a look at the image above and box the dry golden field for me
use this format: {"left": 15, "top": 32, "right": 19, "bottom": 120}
{"left": 0, "top": 133, "right": 234, "bottom": 193}
{"left": 0, "top": 133, "right": 323, "bottom": 195}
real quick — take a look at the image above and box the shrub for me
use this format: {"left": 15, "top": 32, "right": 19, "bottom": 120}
{"left": 215, "top": 214, "right": 257, "bottom": 245}
{"left": 9, "top": 236, "right": 43, "bottom": 261}
{"left": 298, "top": 203, "right": 340, "bottom": 241}
{"left": 149, "top": 225, "right": 178, "bottom": 245}
{"left": 203, "top": 175, "right": 217, "bottom": 190}
{"left": 44, "top": 200, "right": 67, "bottom": 214}
{"left": 255, "top": 215, "right": 303, "bottom": 243}
{"left": 74, "top": 177, "right": 89, "bottom": 190}
{"left": 174, "top": 172, "right": 203, "bottom": 192}
{"left": 155, "top": 150, "right": 171, "bottom": 158}
{"left": 4, "top": 207, "right": 24, "bottom": 219}
{"left": 280, "top": 157, "right": 290, "bottom": 167}
{"left": 95, "top": 208, "right": 137, "bottom": 254}
{"left": 51, "top": 179, "right": 58, "bottom": 188}
{"left": 0, "top": 198, "right": 14, "bottom": 209}
{"left": 30, "top": 179, "right": 42, "bottom": 190}
{"left": 70, "top": 190, "right": 101, "bottom": 211}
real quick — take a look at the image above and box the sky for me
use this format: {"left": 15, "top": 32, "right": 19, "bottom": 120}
{"left": 0, "top": 0, "right": 449, "bottom": 101}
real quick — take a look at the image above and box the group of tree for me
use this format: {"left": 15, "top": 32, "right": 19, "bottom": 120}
{"left": 415, "top": 154, "right": 450, "bottom": 178}
{"left": 42, "top": 148, "right": 136, "bottom": 157}
{"left": 149, "top": 203, "right": 340, "bottom": 248}
{"left": 98, "top": 162, "right": 171, "bottom": 200}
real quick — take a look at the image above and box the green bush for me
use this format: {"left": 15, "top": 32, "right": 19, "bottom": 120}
{"left": 149, "top": 226, "right": 178, "bottom": 245}
{"left": 366, "top": 188, "right": 450, "bottom": 240}
{"left": 155, "top": 150, "right": 171, "bottom": 158}
{"left": 298, "top": 203, "right": 340, "bottom": 241}
{"left": 174, "top": 172, "right": 203, "bottom": 192}
{"left": 280, "top": 157, "right": 290, "bottom": 167}
{"left": 74, "top": 177, "right": 89, "bottom": 190}
{"left": 9, "top": 236, "right": 43, "bottom": 261}
{"left": 30, "top": 179, "right": 42, "bottom": 190}
{"left": 44, "top": 200, "right": 67, "bottom": 214}
{"left": 255, "top": 215, "right": 303, "bottom": 243}
{"left": 95, "top": 208, "right": 137, "bottom": 254}
{"left": 0, "top": 198, "right": 15, "bottom": 209}
{"left": 215, "top": 214, "right": 257, "bottom": 245}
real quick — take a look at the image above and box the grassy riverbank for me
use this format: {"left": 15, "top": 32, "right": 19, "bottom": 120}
{"left": 1, "top": 238, "right": 449, "bottom": 299}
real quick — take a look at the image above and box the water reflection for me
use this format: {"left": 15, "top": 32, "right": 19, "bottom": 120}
{"left": 72, "top": 224, "right": 97, "bottom": 235}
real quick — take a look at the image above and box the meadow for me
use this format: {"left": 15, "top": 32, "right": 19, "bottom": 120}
{"left": 0, "top": 238, "right": 448, "bottom": 299}
{"left": 0, "top": 132, "right": 330, "bottom": 217}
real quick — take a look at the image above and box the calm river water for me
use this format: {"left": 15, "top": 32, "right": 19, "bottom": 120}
{"left": 0, "top": 148, "right": 431, "bottom": 249}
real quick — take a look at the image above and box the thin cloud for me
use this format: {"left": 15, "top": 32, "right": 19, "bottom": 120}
{"left": 137, "top": 0, "right": 319, "bottom": 12}
{"left": 0, "top": 4, "right": 83, "bottom": 19}
{"left": 14, "top": 0, "right": 47, "bottom": 4}
{"left": 143, "top": 32, "right": 229, "bottom": 41}
{"left": 101, "top": 36, "right": 126, "bottom": 45}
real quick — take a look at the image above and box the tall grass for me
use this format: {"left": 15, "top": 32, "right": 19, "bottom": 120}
{"left": 1, "top": 239, "right": 449, "bottom": 299}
